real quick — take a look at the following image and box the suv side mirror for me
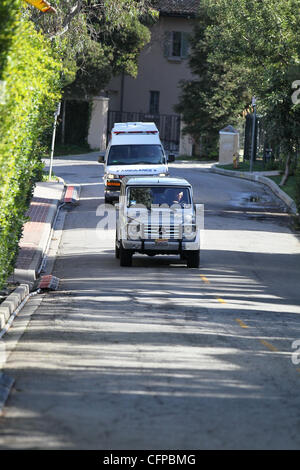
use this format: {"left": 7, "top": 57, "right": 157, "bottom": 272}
{"left": 98, "top": 155, "right": 104, "bottom": 163}
{"left": 168, "top": 154, "right": 175, "bottom": 162}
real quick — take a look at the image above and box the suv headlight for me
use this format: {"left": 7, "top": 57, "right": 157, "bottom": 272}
{"left": 107, "top": 174, "right": 118, "bottom": 179}
{"left": 127, "top": 223, "right": 141, "bottom": 240}
{"left": 183, "top": 224, "right": 197, "bottom": 239}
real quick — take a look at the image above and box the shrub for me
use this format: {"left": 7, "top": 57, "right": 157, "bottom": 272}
{"left": 0, "top": 8, "right": 61, "bottom": 288}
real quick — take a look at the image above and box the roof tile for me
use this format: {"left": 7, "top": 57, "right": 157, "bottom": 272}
{"left": 156, "top": 0, "right": 199, "bottom": 17}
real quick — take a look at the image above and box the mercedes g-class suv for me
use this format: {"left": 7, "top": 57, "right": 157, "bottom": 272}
{"left": 115, "top": 176, "right": 201, "bottom": 268}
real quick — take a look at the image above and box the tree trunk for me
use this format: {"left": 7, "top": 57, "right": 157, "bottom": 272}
{"left": 280, "top": 154, "right": 292, "bottom": 186}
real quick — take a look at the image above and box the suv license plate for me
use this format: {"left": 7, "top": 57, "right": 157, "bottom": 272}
{"left": 155, "top": 239, "right": 168, "bottom": 245}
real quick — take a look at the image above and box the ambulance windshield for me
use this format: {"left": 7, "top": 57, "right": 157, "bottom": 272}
{"left": 107, "top": 145, "right": 165, "bottom": 165}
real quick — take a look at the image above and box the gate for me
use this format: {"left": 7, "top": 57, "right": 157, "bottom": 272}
{"left": 107, "top": 111, "right": 181, "bottom": 151}
{"left": 243, "top": 113, "right": 276, "bottom": 162}
{"left": 243, "top": 113, "right": 259, "bottom": 161}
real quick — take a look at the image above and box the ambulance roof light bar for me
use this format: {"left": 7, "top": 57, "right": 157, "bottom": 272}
{"left": 113, "top": 131, "right": 158, "bottom": 135}
{"left": 112, "top": 122, "right": 159, "bottom": 135}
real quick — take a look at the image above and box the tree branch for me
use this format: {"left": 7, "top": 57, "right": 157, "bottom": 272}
{"left": 49, "top": 0, "right": 83, "bottom": 40}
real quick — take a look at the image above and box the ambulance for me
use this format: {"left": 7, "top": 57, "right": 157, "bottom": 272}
{"left": 98, "top": 122, "right": 175, "bottom": 203}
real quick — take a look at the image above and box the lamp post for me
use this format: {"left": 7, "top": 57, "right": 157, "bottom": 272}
{"left": 250, "top": 96, "right": 256, "bottom": 172}
{"left": 49, "top": 102, "right": 61, "bottom": 181}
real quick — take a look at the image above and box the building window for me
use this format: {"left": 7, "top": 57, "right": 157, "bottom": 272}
{"left": 149, "top": 91, "right": 160, "bottom": 115}
{"left": 172, "top": 32, "right": 182, "bottom": 57}
{"left": 164, "top": 31, "right": 190, "bottom": 59}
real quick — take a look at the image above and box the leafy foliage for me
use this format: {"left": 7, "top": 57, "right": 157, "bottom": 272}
{"left": 177, "top": 0, "right": 300, "bottom": 164}
{"left": 0, "top": 4, "right": 61, "bottom": 288}
{"left": 0, "top": 0, "right": 20, "bottom": 78}
{"left": 28, "top": 0, "right": 158, "bottom": 97}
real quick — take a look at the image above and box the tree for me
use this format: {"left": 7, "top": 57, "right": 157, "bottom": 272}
{"left": 27, "top": 0, "right": 158, "bottom": 96}
{"left": 176, "top": 1, "right": 251, "bottom": 156}
{"left": 177, "top": 0, "right": 300, "bottom": 166}
{"left": 207, "top": 0, "right": 300, "bottom": 182}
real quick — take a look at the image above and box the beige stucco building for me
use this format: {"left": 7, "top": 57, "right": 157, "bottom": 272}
{"left": 104, "top": 1, "right": 199, "bottom": 150}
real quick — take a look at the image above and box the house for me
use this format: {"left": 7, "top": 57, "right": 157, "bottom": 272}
{"left": 104, "top": 0, "right": 199, "bottom": 151}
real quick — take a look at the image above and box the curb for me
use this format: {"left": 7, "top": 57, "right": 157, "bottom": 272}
{"left": 13, "top": 199, "right": 59, "bottom": 284}
{"left": 0, "top": 284, "right": 30, "bottom": 330}
{"left": 211, "top": 165, "right": 298, "bottom": 215}
{"left": 13, "top": 182, "right": 65, "bottom": 285}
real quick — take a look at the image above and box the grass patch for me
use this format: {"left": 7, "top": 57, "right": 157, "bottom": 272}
{"left": 49, "top": 143, "right": 95, "bottom": 157}
{"left": 42, "top": 175, "right": 60, "bottom": 182}
{"left": 176, "top": 154, "right": 218, "bottom": 162}
{"left": 41, "top": 171, "right": 60, "bottom": 182}
{"left": 267, "top": 175, "right": 297, "bottom": 201}
{"left": 216, "top": 160, "right": 270, "bottom": 172}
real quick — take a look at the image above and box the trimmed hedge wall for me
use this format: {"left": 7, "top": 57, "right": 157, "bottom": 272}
{"left": 0, "top": 3, "right": 61, "bottom": 289}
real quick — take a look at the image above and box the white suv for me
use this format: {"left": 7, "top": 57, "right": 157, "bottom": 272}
{"left": 98, "top": 122, "right": 175, "bottom": 203}
{"left": 115, "top": 176, "right": 201, "bottom": 268}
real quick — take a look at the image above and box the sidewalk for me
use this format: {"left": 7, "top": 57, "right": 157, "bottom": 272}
{"left": 0, "top": 181, "right": 65, "bottom": 332}
{"left": 13, "top": 181, "right": 65, "bottom": 285}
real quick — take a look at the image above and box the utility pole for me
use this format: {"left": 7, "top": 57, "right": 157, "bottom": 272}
{"left": 250, "top": 96, "right": 256, "bottom": 172}
{"left": 49, "top": 102, "right": 61, "bottom": 181}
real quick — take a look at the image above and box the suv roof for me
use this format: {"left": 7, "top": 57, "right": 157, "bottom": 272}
{"left": 121, "top": 176, "right": 191, "bottom": 187}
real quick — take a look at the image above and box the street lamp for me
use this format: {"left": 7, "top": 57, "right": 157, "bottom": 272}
{"left": 48, "top": 102, "right": 61, "bottom": 181}
{"left": 250, "top": 96, "right": 256, "bottom": 172}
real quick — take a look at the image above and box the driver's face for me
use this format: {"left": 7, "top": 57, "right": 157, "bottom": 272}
{"left": 177, "top": 192, "right": 183, "bottom": 200}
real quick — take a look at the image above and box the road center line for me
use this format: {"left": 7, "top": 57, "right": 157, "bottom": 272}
{"left": 199, "top": 275, "right": 225, "bottom": 303}
{"left": 260, "top": 339, "right": 279, "bottom": 352}
{"left": 235, "top": 318, "right": 248, "bottom": 329}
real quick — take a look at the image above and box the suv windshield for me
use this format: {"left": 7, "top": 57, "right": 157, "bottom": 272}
{"left": 108, "top": 145, "right": 165, "bottom": 165}
{"left": 128, "top": 186, "right": 191, "bottom": 209}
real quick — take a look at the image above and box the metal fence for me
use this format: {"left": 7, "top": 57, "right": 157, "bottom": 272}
{"left": 243, "top": 113, "right": 282, "bottom": 163}
{"left": 107, "top": 111, "right": 181, "bottom": 151}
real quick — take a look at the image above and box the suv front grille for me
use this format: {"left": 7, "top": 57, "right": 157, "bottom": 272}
{"left": 142, "top": 224, "right": 182, "bottom": 240}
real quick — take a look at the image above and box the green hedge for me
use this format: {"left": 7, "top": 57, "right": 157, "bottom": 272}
{"left": 0, "top": 0, "right": 19, "bottom": 78}
{"left": 0, "top": 5, "right": 61, "bottom": 288}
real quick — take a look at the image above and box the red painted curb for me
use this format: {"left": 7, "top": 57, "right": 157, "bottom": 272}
{"left": 64, "top": 185, "right": 75, "bottom": 203}
{"left": 38, "top": 275, "right": 60, "bottom": 290}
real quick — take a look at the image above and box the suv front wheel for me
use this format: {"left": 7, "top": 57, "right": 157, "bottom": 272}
{"left": 115, "top": 238, "right": 120, "bottom": 259}
{"left": 119, "top": 243, "right": 133, "bottom": 267}
{"left": 184, "top": 250, "right": 200, "bottom": 268}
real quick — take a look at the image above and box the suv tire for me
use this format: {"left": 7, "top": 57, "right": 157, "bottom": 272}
{"left": 105, "top": 195, "right": 113, "bottom": 205}
{"left": 120, "top": 243, "right": 132, "bottom": 267}
{"left": 115, "top": 239, "right": 120, "bottom": 259}
{"left": 185, "top": 250, "right": 200, "bottom": 268}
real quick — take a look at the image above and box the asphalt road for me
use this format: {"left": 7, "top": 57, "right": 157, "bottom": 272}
{"left": 0, "top": 153, "right": 300, "bottom": 450}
